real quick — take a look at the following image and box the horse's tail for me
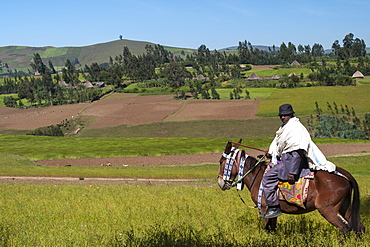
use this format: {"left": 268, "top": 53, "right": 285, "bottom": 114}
{"left": 347, "top": 171, "right": 364, "bottom": 234}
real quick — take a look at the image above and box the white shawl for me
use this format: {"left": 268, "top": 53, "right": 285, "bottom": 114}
{"left": 269, "top": 117, "right": 336, "bottom": 172}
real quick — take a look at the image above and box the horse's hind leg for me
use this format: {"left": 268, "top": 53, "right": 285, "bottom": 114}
{"left": 317, "top": 207, "right": 351, "bottom": 234}
{"left": 340, "top": 192, "right": 366, "bottom": 235}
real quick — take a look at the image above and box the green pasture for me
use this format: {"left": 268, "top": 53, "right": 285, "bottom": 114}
{"left": 0, "top": 135, "right": 368, "bottom": 161}
{"left": 0, "top": 155, "right": 369, "bottom": 246}
{"left": 244, "top": 68, "right": 311, "bottom": 77}
{"left": 125, "top": 83, "right": 276, "bottom": 99}
{"left": 258, "top": 86, "right": 370, "bottom": 117}
{"left": 0, "top": 136, "right": 271, "bottom": 160}
{"left": 41, "top": 47, "right": 68, "bottom": 58}
{"left": 215, "top": 88, "right": 276, "bottom": 99}
{"left": 356, "top": 76, "right": 370, "bottom": 85}
{"left": 77, "top": 118, "right": 281, "bottom": 138}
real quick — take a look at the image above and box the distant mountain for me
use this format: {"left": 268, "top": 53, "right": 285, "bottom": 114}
{"left": 0, "top": 39, "right": 195, "bottom": 73}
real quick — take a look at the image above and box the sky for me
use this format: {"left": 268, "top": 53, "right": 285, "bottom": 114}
{"left": 2, "top": 0, "right": 370, "bottom": 50}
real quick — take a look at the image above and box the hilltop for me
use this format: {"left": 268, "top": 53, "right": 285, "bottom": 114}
{"left": 0, "top": 39, "right": 195, "bottom": 73}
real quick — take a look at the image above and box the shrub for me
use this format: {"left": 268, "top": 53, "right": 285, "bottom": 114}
{"left": 3, "top": 96, "right": 17, "bottom": 108}
{"left": 27, "top": 125, "right": 64, "bottom": 137}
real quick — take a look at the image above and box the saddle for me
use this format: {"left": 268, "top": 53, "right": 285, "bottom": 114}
{"left": 277, "top": 173, "right": 314, "bottom": 209}
{"left": 257, "top": 162, "right": 314, "bottom": 211}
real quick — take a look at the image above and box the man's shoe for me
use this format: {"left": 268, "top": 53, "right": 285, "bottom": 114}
{"left": 261, "top": 207, "right": 282, "bottom": 218}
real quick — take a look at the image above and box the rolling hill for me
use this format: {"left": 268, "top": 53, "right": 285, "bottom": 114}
{"left": 0, "top": 39, "right": 195, "bottom": 73}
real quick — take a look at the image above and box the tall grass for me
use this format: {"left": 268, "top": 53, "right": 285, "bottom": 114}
{"left": 1, "top": 179, "right": 368, "bottom": 246}
{"left": 0, "top": 148, "right": 369, "bottom": 246}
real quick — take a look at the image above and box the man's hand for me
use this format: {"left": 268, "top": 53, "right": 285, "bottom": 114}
{"left": 287, "top": 174, "right": 295, "bottom": 184}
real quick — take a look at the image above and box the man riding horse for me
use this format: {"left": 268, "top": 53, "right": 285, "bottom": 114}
{"left": 262, "top": 104, "right": 335, "bottom": 218}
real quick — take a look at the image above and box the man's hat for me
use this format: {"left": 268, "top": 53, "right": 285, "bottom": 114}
{"left": 278, "top": 104, "right": 295, "bottom": 116}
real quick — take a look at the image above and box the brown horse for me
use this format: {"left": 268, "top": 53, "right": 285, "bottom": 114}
{"left": 218, "top": 140, "right": 365, "bottom": 235}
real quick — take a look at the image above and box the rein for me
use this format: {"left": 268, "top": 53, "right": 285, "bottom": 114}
{"left": 232, "top": 153, "right": 266, "bottom": 187}
{"left": 231, "top": 142, "right": 268, "bottom": 153}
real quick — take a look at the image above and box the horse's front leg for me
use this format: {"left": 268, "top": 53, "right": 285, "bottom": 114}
{"left": 264, "top": 218, "right": 277, "bottom": 232}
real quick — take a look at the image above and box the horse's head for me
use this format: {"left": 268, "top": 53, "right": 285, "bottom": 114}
{"left": 218, "top": 139, "right": 243, "bottom": 191}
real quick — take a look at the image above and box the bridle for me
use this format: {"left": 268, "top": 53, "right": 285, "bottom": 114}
{"left": 221, "top": 147, "right": 266, "bottom": 190}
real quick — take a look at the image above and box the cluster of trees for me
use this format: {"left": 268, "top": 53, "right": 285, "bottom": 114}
{"left": 332, "top": 33, "right": 367, "bottom": 59}
{"left": 309, "top": 102, "right": 370, "bottom": 139}
{"left": 27, "top": 125, "right": 64, "bottom": 137}
{"left": 2, "top": 54, "right": 105, "bottom": 108}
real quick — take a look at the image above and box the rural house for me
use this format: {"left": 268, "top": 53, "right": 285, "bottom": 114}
{"left": 248, "top": 73, "right": 260, "bottom": 80}
{"left": 352, "top": 70, "right": 364, "bottom": 78}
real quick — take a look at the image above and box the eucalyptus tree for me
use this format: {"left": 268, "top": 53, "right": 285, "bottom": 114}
{"left": 62, "top": 59, "right": 79, "bottom": 86}
{"left": 352, "top": 38, "right": 366, "bottom": 57}
{"left": 332, "top": 33, "right": 366, "bottom": 59}
{"left": 30, "top": 53, "right": 47, "bottom": 75}
{"left": 311, "top": 43, "right": 324, "bottom": 57}
{"left": 48, "top": 60, "right": 56, "bottom": 74}
{"left": 297, "top": 44, "right": 304, "bottom": 54}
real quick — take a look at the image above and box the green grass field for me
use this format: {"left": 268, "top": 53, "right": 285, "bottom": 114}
{"left": 1, "top": 154, "right": 369, "bottom": 246}
{"left": 0, "top": 135, "right": 368, "bottom": 161}
{"left": 244, "top": 68, "right": 311, "bottom": 77}
{"left": 356, "top": 76, "right": 370, "bottom": 85}
{"left": 77, "top": 118, "right": 281, "bottom": 138}
{"left": 258, "top": 86, "right": 370, "bottom": 117}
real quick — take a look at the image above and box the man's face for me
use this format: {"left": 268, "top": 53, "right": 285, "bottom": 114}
{"left": 280, "top": 115, "right": 292, "bottom": 125}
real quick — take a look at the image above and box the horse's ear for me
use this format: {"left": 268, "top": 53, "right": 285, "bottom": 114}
{"left": 225, "top": 141, "right": 232, "bottom": 152}
{"left": 238, "top": 138, "right": 242, "bottom": 144}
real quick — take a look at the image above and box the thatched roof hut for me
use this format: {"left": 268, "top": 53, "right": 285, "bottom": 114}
{"left": 288, "top": 72, "right": 297, "bottom": 77}
{"left": 352, "top": 70, "right": 364, "bottom": 78}
{"left": 58, "top": 81, "right": 68, "bottom": 87}
{"left": 248, "top": 73, "right": 260, "bottom": 80}
{"left": 291, "top": 60, "right": 300, "bottom": 66}
{"left": 272, "top": 74, "right": 281, "bottom": 80}
{"left": 83, "top": 81, "right": 94, "bottom": 88}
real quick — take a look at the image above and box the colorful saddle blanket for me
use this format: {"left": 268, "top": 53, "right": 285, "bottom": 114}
{"left": 278, "top": 173, "right": 314, "bottom": 209}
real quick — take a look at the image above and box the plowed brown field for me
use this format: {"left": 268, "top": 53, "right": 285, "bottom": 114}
{"left": 1, "top": 93, "right": 369, "bottom": 168}
{"left": 0, "top": 93, "right": 261, "bottom": 129}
